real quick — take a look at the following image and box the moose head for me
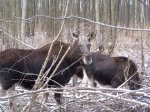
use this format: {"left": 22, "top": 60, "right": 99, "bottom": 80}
{"left": 72, "top": 31, "right": 96, "bottom": 65}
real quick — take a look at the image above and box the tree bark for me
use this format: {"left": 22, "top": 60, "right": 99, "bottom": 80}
{"left": 21, "top": 0, "right": 27, "bottom": 43}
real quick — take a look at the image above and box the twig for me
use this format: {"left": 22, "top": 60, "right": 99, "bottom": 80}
{"left": 78, "top": 90, "right": 149, "bottom": 107}
{"left": 69, "top": 15, "right": 150, "bottom": 32}
{"left": 1, "top": 87, "right": 149, "bottom": 100}
{"left": 117, "top": 68, "right": 141, "bottom": 89}
{"left": 1, "top": 29, "right": 34, "bottom": 49}
{"left": 41, "top": 46, "right": 63, "bottom": 84}
{"left": 9, "top": 15, "right": 150, "bottom": 32}
{"left": 0, "top": 104, "right": 6, "bottom": 112}
{"left": 41, "top": 46, "right": 71, "bottom": 89}
{"left": 95, "top": 101, "right": 115, "bottom": 112}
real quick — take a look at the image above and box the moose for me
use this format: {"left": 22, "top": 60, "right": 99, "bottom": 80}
{"left": 0, "top": 31, "right": 96, "bottom": 111}
{"left": 74, "top": 51, "right": 141, "bottom": 90}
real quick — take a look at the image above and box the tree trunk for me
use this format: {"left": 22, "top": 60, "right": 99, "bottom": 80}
{"left": 95, "top": 0, "right": 103, "bottom": 52}
{"left": 21, "top": 0, "right": 27, "bottom": 44}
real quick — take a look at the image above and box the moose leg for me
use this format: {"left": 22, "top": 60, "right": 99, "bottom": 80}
{"left": 0, "top": 77, "right": 15, "bottom": 96}
{"left": 89, "top": 80, "right": 97, "bottom": 87}
{"left": 54, "top": 92, "right": 62, "bottom": 106}
{"left": 81, "top": 68, "right": 95, "bottom": 88}
{"left": 8, "top": 85, "right": 17, "bottom": 112}
{"left": 81, "top": 68, "right": 89, "bottom": 87}
{"left": 111, "top": 77, "right": 123, "bottom": 88}
{"left": 0, "top": 86, "right": 7, "bottom": 96}
{"left": 72, "top": 75, "right": 78, "bottom": 86}
{"left": 40, "top": 92, "right": 49, "bottom": 112}
{"left": 87, "top": 75, "right": 97, "bottom": 88}
{"left": 40, "top": 84, "right": 49, "bottom": 112}
{"left": 54, "top": 92, "right": 64, "bottom": 112}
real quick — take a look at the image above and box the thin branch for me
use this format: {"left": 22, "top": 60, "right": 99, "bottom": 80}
{"left": 8, "top": 15, "right": 150, "bottom": 32}
{"left": 138, "top": 0, "right": 150, "bottom": 9}
{"left": 40, "top": 46, "right": 63, "bottom": 84}
{"left": 41, "top": 46, "right": 71, "bottom": 89}
{"left": 0, "top": 104, "right": 5, "bottom": 112}
{"left": 1, "top": 87, "right": 149, "bottom": 108}
{"left": 70, "top": 15, "right": 150, "bottom": 32}
{"left": 1, "top": 29, "right": 34, "bottom": 49}
{"left": 78, "top": 90, "right": 149, "bottom": 107}
{"left": 117, "top": 68, "right": 141, "bottom": 89}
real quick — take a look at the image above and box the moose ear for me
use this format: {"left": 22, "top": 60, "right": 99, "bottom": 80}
{"left": 88, "top": 31, "right": 97, "bottom": 41}
{"left": 72, "top": 31, "right": 80, "bottom": 38}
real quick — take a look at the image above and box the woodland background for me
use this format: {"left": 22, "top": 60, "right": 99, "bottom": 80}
{"left": 0, "top": 0, "right": 150, "bottom": 112}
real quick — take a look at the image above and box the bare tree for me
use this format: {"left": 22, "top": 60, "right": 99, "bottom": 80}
{"left": 21, "top": 0, "right": 27, "bottom": 42}
{"left": 95, "top": 0, "right": 103, "bottom": 52}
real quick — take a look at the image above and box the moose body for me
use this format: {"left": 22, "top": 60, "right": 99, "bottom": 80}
{"left": 0, "top": 44, "right": 79, "bottom": 88}
{"left": 0, "top": 32, "right": 97, "bottom": 108}
{"left": 0, "top": 41, "right": 82, "bottom": 104}
{"left": 76, "top": 52, "right": 141, "bottom": 90}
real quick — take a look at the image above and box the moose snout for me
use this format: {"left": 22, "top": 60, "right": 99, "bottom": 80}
{"left": 83, "top": 54, "right": 92, "bottom": 65}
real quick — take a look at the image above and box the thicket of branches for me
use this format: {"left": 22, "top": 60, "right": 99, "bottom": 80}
{"left": 0, "top": 0, "right": 150, "bottom": 112}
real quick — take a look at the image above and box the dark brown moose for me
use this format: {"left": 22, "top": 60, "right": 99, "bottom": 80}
{"left": 75, "top": 52, "right": 141, "bottom": 90}
{"left": 0, "top": 32, "right": 96, "bottom": 108}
